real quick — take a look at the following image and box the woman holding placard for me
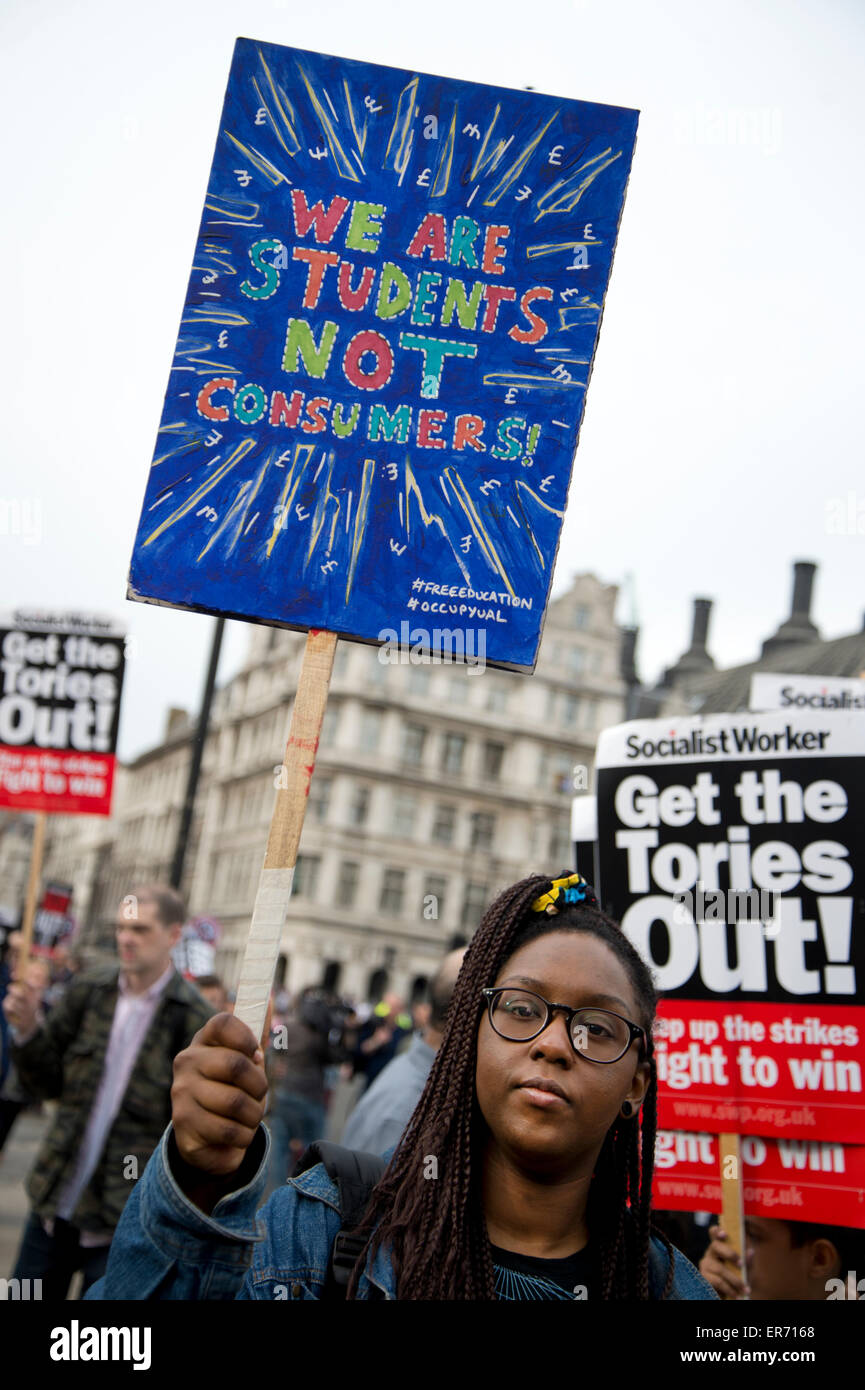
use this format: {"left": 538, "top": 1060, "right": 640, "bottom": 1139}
{"left": 87, "top": 872, "right": 715, "bottom": 1300}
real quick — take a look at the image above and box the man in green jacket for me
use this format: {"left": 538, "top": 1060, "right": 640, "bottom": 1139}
{"left": 2, "top": 883, "right": 213, "bottom": 1298}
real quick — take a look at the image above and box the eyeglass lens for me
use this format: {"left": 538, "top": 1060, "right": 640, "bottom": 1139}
{"left": 489, "top": 989, "right": 631, "bottom": 1061}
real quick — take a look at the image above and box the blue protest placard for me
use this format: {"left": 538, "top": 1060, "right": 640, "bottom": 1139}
{"left": 128, "top": 39, "right": 638, "bottom": 670}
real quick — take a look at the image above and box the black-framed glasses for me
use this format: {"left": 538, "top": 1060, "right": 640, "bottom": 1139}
{"left": 481, "top": 987, "right": 646, "bottom": 1064}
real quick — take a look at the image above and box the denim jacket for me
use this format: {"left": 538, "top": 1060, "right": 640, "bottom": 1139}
{"left": 86, "top": 1124, "right": 717, "bottom": 1301}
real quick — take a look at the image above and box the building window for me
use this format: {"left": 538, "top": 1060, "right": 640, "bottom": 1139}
{"left": 482, "top": 741, "right": 505, "bottom": 781}
{"left": 568, "top": 647, "right": 586, "bottom": 675}
{"left": 573, "top": 604, "right": 590, "bottom": 629}
{"left": 366, "top": 650, "right": 386, "bottom": 686}
{"left": 390, "top": 790, "right": 418, "bottom": 837}
{"left": 321, "top": 703, "right": 340, "bottom": 745}
{"left": 322, "top": 960, "right": 342, "bottom": 992}
{"left": 561, "top": 693, "right": 581, "bottom": 726}
{"left": 431, "top": 803, "right": 457, "bottom": 845}
{"left": 441, "top": 731, "right": 466, "bottom": 775}
{"left": 349, "top": 784, "right": 370, "bottom": 826}
{"left": 294, "top": 854, "right": 320, "bottom": 898}
{"left": 408, "top": 664, "right": 428, "bottom": 693}
{"left": 308, "top": 775, "right": 332, "bottom": 823}
{"left": 359, "top": 707, "right": 384, "bottom": 751}
{"left": 424, "top": 874, "right": 448, "bottom": 922}
{"left": 367, "top": 967, "right": 389, "bottom": 1002}
{"left": 380, "top": 868, "right": 406, "bottom": 914}
{"left": 336, "top": 860, "right": 360, "bottom": 908}
{"left": 549, "top": 818, "right": 572, "bottom": 867}
{"left": 485, "top": 684, "right": 508, "bottom": 713}
{"left": 461, "top": 880, "right": 489, "bottom": 930}
{"left": 539, "top": 749, "right": 574, "bottom": 796}
{"left": 402, "top": 722, "right": 427, "bottom": 766}
{"left": 470, "top": 811, "right": 496, "bottom": 852}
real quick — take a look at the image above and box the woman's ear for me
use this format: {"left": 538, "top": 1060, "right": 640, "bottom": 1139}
{"left": 623, "top": 1059, "right": 650, "bottom": 1115}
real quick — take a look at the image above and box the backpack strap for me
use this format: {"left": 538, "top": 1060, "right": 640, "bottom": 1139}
{"left": 294, "top": 1141, "right": 388, "bottom": 1298}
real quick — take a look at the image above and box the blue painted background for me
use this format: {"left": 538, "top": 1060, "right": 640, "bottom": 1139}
{"left": 128, "top": 39, "right": 638, "bottom": 670}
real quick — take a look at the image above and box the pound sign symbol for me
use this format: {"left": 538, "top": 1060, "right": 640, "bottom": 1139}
{"left": 233, "top": 169, "right": 252, "bottom": 187}
{"left": 217, "top": 330, "right": 229, "bottom": 348}
{"left": 515, "top": 185, "right": 532, "bottom": 201}
{"left": 364, "top": 95, "right": 382, "bottom": 113}
{"left": 548, "top": 145, "right": 564, "bottom": 165}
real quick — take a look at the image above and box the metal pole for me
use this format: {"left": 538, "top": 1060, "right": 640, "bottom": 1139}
{"left": 170, "top": 617, "right": 225, "bottom": 890}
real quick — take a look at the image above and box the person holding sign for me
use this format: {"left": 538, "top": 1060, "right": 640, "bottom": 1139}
{"left": 699, "top": 1217, "right": 865, "bottom": 1300}
{"left": 87, "top": 873, "right": 715, "bottom": 1300}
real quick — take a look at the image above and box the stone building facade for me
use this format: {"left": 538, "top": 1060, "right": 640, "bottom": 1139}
{"left": 25, "top": 574, "right": 627, "bottom": 1002}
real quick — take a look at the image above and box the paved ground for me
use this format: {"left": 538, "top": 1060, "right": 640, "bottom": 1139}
{"left": 0, "top": 1106, "right": 48, "bottom": 1280}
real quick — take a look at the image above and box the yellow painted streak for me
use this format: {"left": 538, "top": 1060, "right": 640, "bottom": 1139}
{"left": 194, "top": 254, "right": 237, "bottom": 274}
{"left": 197, "top": 454, "right": 271, "bottom": 561}
{"left": 251, "top": 76, "right": 297, "bottom": 160}
{"left": 305, "top": 456, "right": 340, "bottom": 566}
{"left": 224, "top": 131, "right": 288, "bottom": 186}
{"left": 395, "top": 79, "right": 419, "bottom": 170}
{"left": 431, "top": 108, "right": 457, "bottom": 197}
{"left": 525, "top": 240, "right": 603, "bottom": 259}
{"left": 152, "top": 439, "right": 199, "bottom": 466}
{"left": 204, "top": 195, "right": 261, "bottom": 221}
{"left": 482, "top": 372, "right": 584, "bottom": 389}
{"left": 297, "top": 65, "right": 359, "bottom": 181}
{"left": 265, "top": 444, "right": 316, "bottom": 558}
{"left": 143, "top": 440, "right": 255, "bottom": 545}
{"left": 344, "top": 80, "right": 367, "bottom": 157}
{"left": 405, "top": 461, "right": 471, "bottom": 583}
{"left": 257, "top": 50, "right": 301, "bottom": 154}
{"left": 196, "top": 480, "right": 251, "bottom": 561}
{"left": 344, "top": 458, "right": 375, "bottom": 601}
{"left": 514, "top": 480, "right": 565, "bottom": 518}
{"left": 470, "top": 105, "right": 501, "bottom": 179}
{"left": 384, "top": 77, "right": 418, "bottom": 165}
{"left": 444, "top": 469, "right": 516, "bottom": 598}
{"left": 557, "top": 306, "right": 601, "bottom": 330}
{"left": 534, "top": 150, "right": 622, "bottom": 221}
{"left": 183, "top": 307, "right": 252, "bottom": 327}
{"left": 484, "top": 113, "right": 558, "bottom": 206}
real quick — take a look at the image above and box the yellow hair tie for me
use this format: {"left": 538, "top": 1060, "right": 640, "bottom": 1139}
{"left": 530, "top": 873, "right": 594, "bottom": 915}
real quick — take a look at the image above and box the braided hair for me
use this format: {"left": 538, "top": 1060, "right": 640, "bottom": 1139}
{"left": 347, "top": 872, "right": 675, "bottom": 1300}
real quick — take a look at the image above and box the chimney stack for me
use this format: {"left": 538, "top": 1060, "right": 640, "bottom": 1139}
{"left": 761, "top": 561, "right": 820, "bottom": 657}
{"left": 661, "top": 597, "right": 716, "bottom": 687}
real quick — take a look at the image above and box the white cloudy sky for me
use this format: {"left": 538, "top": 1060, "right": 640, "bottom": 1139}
{"left": 2, "top": 0, "right": 862, "bottom": 760}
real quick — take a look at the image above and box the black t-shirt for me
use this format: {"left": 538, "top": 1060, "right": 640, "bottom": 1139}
{"left": 490, "top": 1242, "right": 598, "bottom": 1301}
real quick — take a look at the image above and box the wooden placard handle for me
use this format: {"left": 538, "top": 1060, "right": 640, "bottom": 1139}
{"left": 233, "top": 629, "right": 337, "bottom": 1044}
{"left": 17, "top": 812, "right": 46, "bottom": 971}
{"left": 719, "top": 1131, "right": 746, "bottom": 1291}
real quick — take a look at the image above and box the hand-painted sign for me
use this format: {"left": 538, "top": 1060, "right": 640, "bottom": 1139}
{"left": 128, "top": 39, "right": 638, "bottom": 670}
{"left": 596, "top": 712, "right": 865, "bottom": 1143}
{"left": 0, "top": 612, "right": 125, "bottom": 816}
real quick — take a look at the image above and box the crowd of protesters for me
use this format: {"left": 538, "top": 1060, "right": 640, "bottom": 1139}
{"left": 0, "top": 878, "right": 862, "bottom": 1302}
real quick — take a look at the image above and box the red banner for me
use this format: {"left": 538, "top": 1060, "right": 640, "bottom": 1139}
{"left": 655, "top": 1000, "right": 864, "bottom": 1143}
{"left": 653, "top": 1129, "right": 865, "bottom": 1229}
{"left": 0, "top": 746, "right": 115, "bottom": 816}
